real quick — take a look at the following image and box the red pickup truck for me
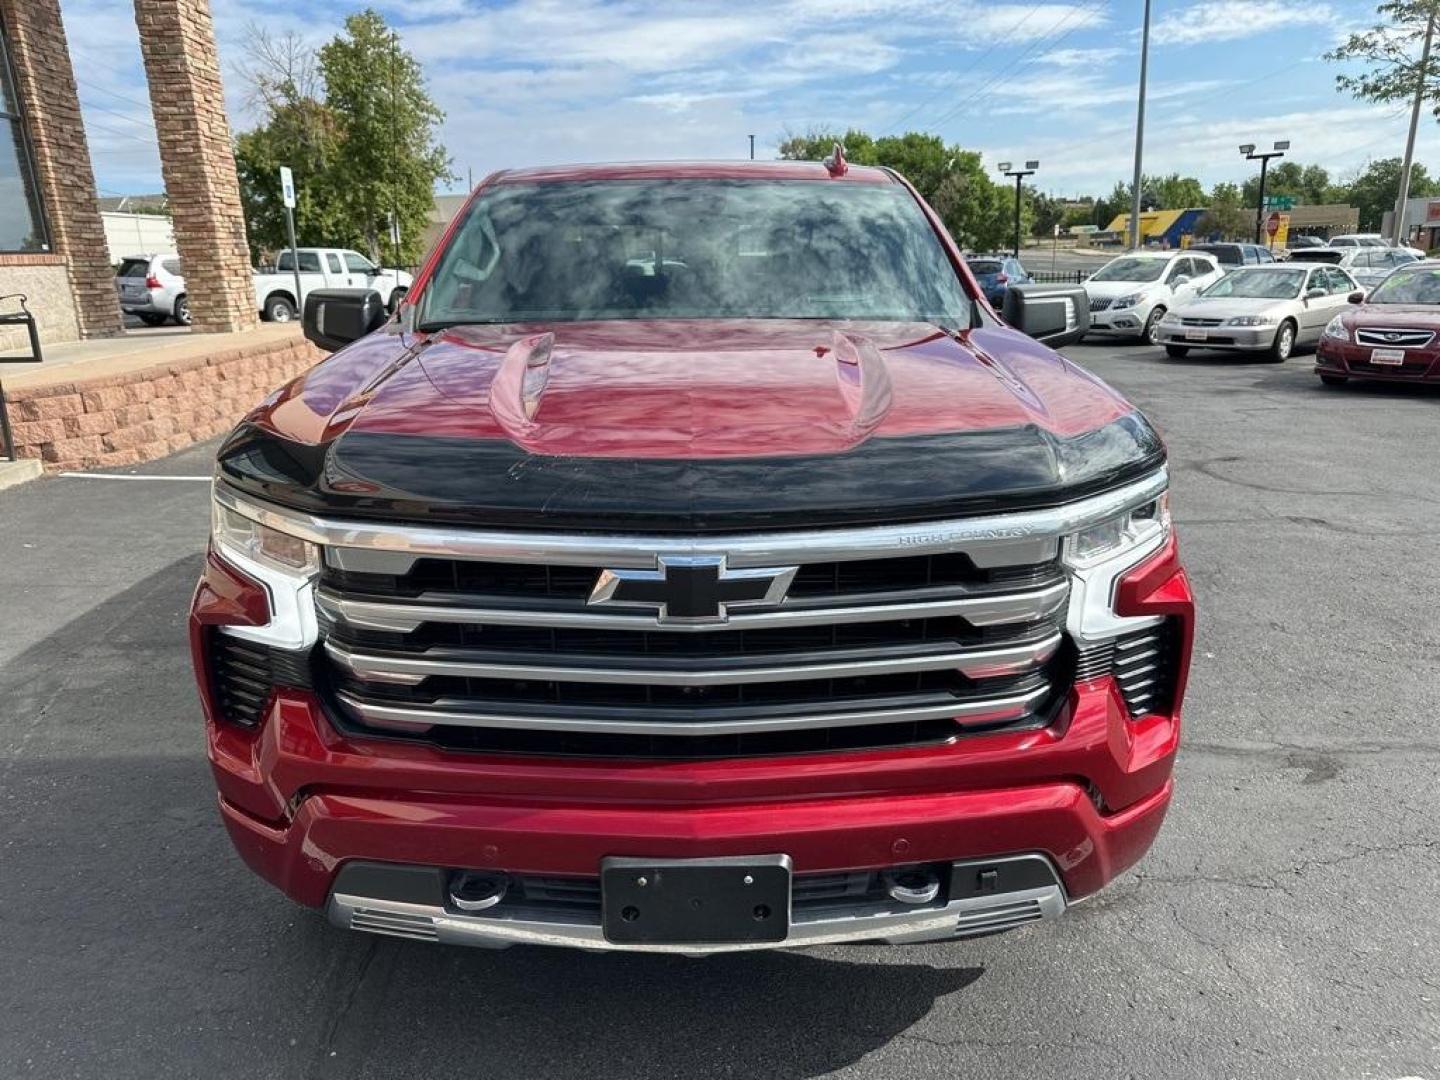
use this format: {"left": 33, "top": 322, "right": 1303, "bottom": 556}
{"left": 191, "top": 158, "right": 1193, "bottom": 953}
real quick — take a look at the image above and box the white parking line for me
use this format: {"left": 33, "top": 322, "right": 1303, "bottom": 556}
{"left": 57, "top": 472, "right": 211, "bottom": 482}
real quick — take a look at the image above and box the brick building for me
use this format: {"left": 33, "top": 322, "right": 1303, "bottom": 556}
{"left": 0, "top": 0, "right": 256, "bottom": 351}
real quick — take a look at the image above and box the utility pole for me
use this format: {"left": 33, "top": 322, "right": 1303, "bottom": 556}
{"left": 998, "top": 161, "right": 1038, "bottom": 257}
{"left": 1129, "top": 0, "right": 1152, "bottom": 250}
{"left": 1240, "top": 141, "right": 1289, "bottom": 244}
{"left": 748, "top": 134, "right": 755, "bottom": 160}
{"left": 1394, "top": 10, "right": 1436, "bottom": 245}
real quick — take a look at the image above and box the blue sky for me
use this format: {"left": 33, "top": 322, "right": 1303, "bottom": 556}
{"left": 68, "top": 0, "right": 1432, "bottom": 200}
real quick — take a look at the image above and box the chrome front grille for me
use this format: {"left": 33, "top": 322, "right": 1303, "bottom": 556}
{"left": 314, "top": 538, "right": 1072, "bottom": 756}
{"left": 1180, "top": 317, "right": 1223, "bottom": 327}
{"left": 1089, "top": 296, "right": 1113, "bottom": 312}
{"left": 1355, "top": 327, "right": 1435, "bottom": 349}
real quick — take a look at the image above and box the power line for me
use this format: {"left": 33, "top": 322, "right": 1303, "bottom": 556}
{"left": 78, "top": 98, "right": 156, "bottom": 132}
{"left": 882, "top": 0, "right": 1050, "bottom": 135}
{"left": 924, "top": 0, "right": 1108, "bottom": 133}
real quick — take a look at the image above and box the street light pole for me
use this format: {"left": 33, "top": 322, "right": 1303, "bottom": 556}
{"left": 1129, "top": 0, "right": 1152, "bottom": 250}
{"left": 748, "top": 134, "right": 755, "bottom": 160}
{"left": 998, "top": 160, "right": 1038, "bottom": 257}
{"left": 1240, "top": 141, "right": 1289, "bottom": 244}
{"left": 1394, "top": 11, "right": 1436, "bottom": 245}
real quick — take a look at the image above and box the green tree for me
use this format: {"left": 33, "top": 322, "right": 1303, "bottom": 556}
{"left": 1195, "top": 182, "right": 1250, "bottom": 240}
{"left": 776, "top": 129, "right": 1025, "bottom": 250}
{"left": 1327, "top": 1, "right": 1440, "bottom": 118}
{"left": 1339, "top": 156, "right": 1440, "bottom": 228}
{"left": 233, "top": 11, "right": 452, "bottom": 265}
{"left": 1149, "top": 173, "right": 1206, "bottom": 209}
{"left": 234, "top": 97, "right": 347, "bottom": 259}
{"left": 319, "top": 9, "right": 454, "bottom": 264}
{"left": 1240, "top": 161, "right": 1334, "bottom": 206}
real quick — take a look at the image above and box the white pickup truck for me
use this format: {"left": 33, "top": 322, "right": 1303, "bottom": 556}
{"left": 254, "top": 248, "right": 413, "bottom": 323}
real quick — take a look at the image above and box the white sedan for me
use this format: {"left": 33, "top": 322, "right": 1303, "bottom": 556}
{"left": 1156, "top": 263, "right": 1362, "bottom": 362}
{"left": 1084, "top": 251, "right": 1225, "bottom": 345}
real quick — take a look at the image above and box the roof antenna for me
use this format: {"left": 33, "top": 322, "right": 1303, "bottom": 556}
{"left": 825, "top": 142, "right": 848, "bottom": 177}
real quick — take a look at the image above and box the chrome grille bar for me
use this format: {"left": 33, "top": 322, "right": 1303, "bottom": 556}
{"left": 324, "top": 632, "right": 1063, "bottom": 688}
{"left": 316, "top": 580, "right": 1069, "bottom": 634}
{"left": 335, "top": 684, "right": 1051, "bottom": 737}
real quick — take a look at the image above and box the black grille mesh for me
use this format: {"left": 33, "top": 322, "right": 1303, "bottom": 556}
{"left": 207, "top": 632, "right": 311, "bottom": 727}
{"left": 1073, "top": 620, "right": 1179, "bottom": 718}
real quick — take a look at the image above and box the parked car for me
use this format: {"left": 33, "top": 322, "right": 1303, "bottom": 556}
{"left": 192, "top": 158, "right": 1193, "bottom": 955}
{"left": 1285, "top": 247, "right": 1418, "bottom": 289}
{"left": 253, "top": 247, "right": 412, "bottom": 323}
{"left": 114, "top": 252, "right": 188, "bottom": 326}
{"left": 1315, "top": 260, "right": 1440, "bottom": 386}
{"left": 1284, "top": 235, "right": 1327, "bottom": 251}
{"left": 964, "top": 254, "right": 1032, "bottom": 308}
{"left": 1084, "top": 250, "right": 1224, "bottom": 344}
{"left": 1329, "top": 233, "right": 1425, "bottom": 259}
{"left": 1157, "top": 263, "right": 1362, "bottom": 361}
{"left": 1188, "top": 242, "right": 1277, "bottom": 268}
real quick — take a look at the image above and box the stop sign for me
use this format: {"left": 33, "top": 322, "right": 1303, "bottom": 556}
{"left": 1266, "top": 211, "right": 1282, "bottom": 238}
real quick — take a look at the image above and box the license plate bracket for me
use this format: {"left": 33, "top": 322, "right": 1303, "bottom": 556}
{"left": 1371, "top": 347, "right": 1405, "bottom": 366}
{"left": 601, "top": 855, "right": 791, "bottom": 945}
{"left": 1184, "top": 328, "right": 1208, "bottom": 342}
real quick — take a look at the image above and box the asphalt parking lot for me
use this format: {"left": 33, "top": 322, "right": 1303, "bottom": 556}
{"left": 1, "top": 338, "right": 1437, "bottom": 1079}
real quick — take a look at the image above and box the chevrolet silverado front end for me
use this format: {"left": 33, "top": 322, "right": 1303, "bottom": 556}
{"left": 191, "top": 159, "right": 1194, "bottom": 953}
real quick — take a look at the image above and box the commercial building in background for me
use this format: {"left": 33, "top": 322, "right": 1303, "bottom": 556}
{"left": 1103, "top": 209, "right": 1207, "bottom": 248}
{"left": 1382, "top": 197, "right": 1440, "bottom": 252}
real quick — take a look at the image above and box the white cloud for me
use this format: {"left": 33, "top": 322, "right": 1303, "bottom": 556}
{"left": 1039, "top": 46, "right": 1124, "bottom": 68}
{"left": 1151, "top": 1, "right": 1340, "bottom": 47}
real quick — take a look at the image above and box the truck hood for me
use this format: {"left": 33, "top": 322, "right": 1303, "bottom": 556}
{"left": 219, "top": 318, "right": 1164, "bottom": 532}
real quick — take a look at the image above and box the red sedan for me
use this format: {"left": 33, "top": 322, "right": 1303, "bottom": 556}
{"left": 1316, "top": 260, "right": 1440, "bottom": 386}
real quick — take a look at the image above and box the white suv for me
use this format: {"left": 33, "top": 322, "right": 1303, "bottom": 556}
{"left": 1084, "top": 251, "right": 1224, "bottom": 345}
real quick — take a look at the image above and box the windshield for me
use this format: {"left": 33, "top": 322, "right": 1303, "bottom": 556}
{"left": 419, "top": 180, "right": 972, "bottom": 328}
{"left": 1200, "top": 268, "right": 1305, "bottom": 300}
{"left": 1366, "top": 266, "right": 1440, "bottom": 305}
{"left": 966, "top": 260, "right": 1003, "bottom": 275}
{"left": 1091, "top": 257, "right": 1166, "bottom": 283}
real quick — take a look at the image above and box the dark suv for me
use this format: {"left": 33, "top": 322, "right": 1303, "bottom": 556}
{"left": 1190, "top": 242, "right": 1277, "bottom": 268}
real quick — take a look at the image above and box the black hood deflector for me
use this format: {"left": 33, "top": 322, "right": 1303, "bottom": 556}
{"left": 217, "top": 413, "right": 1165, "bottom": 533}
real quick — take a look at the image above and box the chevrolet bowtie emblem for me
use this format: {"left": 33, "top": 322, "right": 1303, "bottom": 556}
{"left": 588, "top": 556, "right": 797, "bottom": 625}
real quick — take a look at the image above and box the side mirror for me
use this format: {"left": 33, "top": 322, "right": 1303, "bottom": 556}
{"left": 1305, "top": 287, "right": 1326, "bottom": 300}
{"left": 303, "top": 288, "right": 387, "bottom": 352}
{"left": 1003, "top": 283, "right": 1089, "bottom": 349}
{"left": 1172, "top": 275, "right": 1192, "bottom": 288}
{"left": 1347, "top": 290, "right": 1365, "bottom": 304}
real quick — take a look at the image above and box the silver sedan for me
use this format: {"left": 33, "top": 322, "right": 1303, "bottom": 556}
{"left": 1156, "top": 264, "right": 1362, "bottom": 362}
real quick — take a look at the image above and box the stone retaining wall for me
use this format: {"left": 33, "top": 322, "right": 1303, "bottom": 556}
{"left": 4, "top": 336, "right": 322, "bottom": 471}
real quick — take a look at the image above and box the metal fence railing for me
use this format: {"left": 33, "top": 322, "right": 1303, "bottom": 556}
{"left": 1028, "top": 270, "right": 1088, "bottom": 285}
{"left": 0, "top": 294, "right": 42, "bottom": 462}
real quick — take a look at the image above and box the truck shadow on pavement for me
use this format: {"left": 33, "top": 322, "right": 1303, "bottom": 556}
{"left": 0, "top": 556, "right": 986, "bottom": 1080}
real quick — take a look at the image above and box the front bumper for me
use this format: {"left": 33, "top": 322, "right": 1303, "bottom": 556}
{"left": 326, "top": 853, "right": 1074, "bottom": 953}
{"left": 1316, "top": 337, "right": 1440, "bottom": 381}
{"left": 1158, "top": 325, "right": 1276, "bottom": 351}
{"left": 209, "top": 675, "right": 1179, "bottom": 948}
{"left": 1087, "top": 307, "right": 1146, "bottom": 336}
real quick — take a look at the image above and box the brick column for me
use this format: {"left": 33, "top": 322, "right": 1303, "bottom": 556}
{"left": 0, "top": 0, "right": 123, "bottom": 338}
{"left": 133, "top": 0, "right": 257, "bottom": 334}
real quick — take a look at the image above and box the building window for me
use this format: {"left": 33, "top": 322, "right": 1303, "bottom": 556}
{"left": 0, "top": 24, "right": 48, "bottom": 253}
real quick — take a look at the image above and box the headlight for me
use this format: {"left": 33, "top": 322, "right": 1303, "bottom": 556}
{"left": 211, "top": 499, "right": 320, "bottom": 576}
{"left": 1160, "top": 310, "right": 1182, "bottom": 325}
{"left": 1322, "top": 315, "right": 1349, "bottom": 341}
{"left": 1112, "top": 292, "right": 1145, "bottom": 309}
{"left": 1225, "top": 315, "right": 1276, "bottom": 327}
{"left": 1064, "top": 493, "right": 1171, "bottom": 569}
